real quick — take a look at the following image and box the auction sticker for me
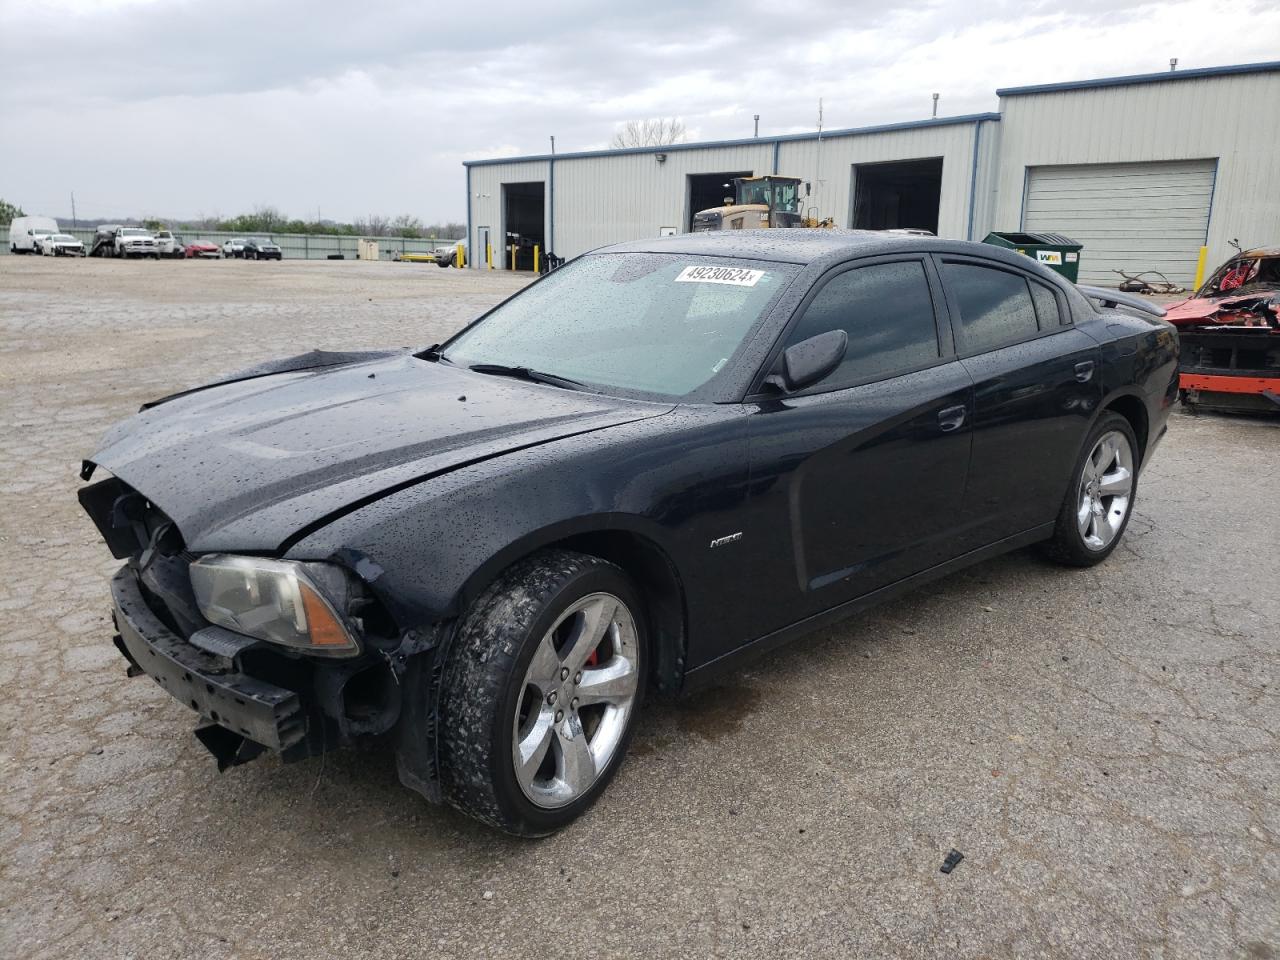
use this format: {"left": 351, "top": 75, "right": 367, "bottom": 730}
{"left": 675, "top": 265, "right": 764, "bottom": 286}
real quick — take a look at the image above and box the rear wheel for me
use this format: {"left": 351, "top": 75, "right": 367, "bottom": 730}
{"left": 439, "top": 550, "right": 646, "bottom": 836}
{"left": 1039, "top": 412, "right": 1138, "bottom": 567}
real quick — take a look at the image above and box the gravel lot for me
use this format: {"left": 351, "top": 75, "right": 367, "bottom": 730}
{"left": 1, "top": 257, "right": 1277, "bottom": 960}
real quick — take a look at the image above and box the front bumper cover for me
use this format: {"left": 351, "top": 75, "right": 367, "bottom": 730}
{"left": 110, "top": 565, "right": 308, "bottom": 758}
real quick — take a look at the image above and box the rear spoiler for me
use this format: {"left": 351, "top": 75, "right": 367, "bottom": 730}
{"left": 1078, "top": 285, "right": 1167, "bottom": 318}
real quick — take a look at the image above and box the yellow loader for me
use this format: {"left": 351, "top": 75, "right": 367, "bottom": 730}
{"left": 691, "top": 175, "right": 833, "bottom": 231}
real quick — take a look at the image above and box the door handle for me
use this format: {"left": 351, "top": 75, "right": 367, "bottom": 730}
{"left": 938, "top": 404, "right": 967, "bottom": 432}
{"left": 1074, "top": 360, "right": 1095, "bottom": 383}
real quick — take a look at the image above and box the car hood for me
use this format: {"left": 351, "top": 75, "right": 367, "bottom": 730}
{"left": 1165, "top": 289, "right": 1280, "bottom": 325}
{"left": 52, "top": 239, "right": 82, "bottom": 246}
{"left": 120, "top": 235, "right": 155, "bottom": 243}
{"left": 88, "top": 353, "right": 673, "bottom": 553}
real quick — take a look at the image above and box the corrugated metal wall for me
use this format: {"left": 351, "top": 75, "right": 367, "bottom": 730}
{"left": 993, "top": 69, "right": 1280, "bottom": 271}
{"left": 467, "top": 120, "right": 994, "bottom": 267}
{"left": 555, "top": 144, "right": 773, "bottom": 255}
{"left": 776, "top": 121, "right": 982, "bottom": 240}
{"left": 468, "top": 159, "right": 550, "bottom": 267}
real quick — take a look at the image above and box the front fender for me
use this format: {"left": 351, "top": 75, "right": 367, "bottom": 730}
{"left": 283, "top": 406, "right": 750, "bottom": 641}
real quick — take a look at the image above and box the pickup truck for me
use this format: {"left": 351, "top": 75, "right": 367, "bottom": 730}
{"left": 154, "top": 230, "right": 186, "bottom": 259}
{"left": 113, "top": 228, "right": 159, "bottom": 259}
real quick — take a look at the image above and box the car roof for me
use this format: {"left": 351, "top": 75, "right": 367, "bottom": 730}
{"left": 595, "top": 228, "right": 1044, "bottom": 271}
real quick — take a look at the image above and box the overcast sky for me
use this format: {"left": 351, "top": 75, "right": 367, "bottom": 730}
{"left": 2, "top": 0, "right": 1278, "bottom": 225}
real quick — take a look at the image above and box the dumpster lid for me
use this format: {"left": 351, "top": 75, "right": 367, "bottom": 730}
{"left": 985, "top": 231, "right": 1079, "bottom": 247}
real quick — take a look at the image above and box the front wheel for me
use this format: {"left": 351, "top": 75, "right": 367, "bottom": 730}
{"left": 438, "top": 550, "right": 646, "bottom": 836}
{"left": 1039, "top": 412, "right": 1138, "bottom": 567}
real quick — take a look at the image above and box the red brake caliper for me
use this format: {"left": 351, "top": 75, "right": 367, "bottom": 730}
{"left": 584, "top": 649, "right": 600, "bottom": 668}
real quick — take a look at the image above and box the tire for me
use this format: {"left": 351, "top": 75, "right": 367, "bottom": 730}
{"left": 438, "top": 549, "right": 647, "bottom": 836}
{"left": 1039, "top": 412, "right": 1139, "bottom": 567}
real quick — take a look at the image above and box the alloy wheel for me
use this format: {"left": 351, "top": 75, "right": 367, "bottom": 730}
{"left": 511, "top": 592, "right": 640, "bottom": 809}
{"left": 1077, "top": 429, "right": 1134, "bottom": 550}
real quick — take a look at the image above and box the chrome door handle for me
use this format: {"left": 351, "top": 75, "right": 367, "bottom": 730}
{"left": 938, "top": 405, "right": 967, "bottom": 432}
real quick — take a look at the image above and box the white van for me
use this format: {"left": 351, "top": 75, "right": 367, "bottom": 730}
{"left": 9, "top": 216, "right": 60, "bottom": 254}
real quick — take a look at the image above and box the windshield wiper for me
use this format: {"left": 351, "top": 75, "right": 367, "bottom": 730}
{"left": 467, "top": 363, "right": 583, "bottom": 390}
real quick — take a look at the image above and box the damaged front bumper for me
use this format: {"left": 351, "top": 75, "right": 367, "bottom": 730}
{"left": 110, "top": 565, "right": 313, "bottom": 769}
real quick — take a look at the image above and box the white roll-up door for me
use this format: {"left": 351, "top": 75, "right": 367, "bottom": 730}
{"left": 1022, "top": 160, "right": 1216, "bottom": 286}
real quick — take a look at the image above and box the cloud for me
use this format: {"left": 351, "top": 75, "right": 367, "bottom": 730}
{"left": 1, "top": 0, "right": 1277, "bottom": 222}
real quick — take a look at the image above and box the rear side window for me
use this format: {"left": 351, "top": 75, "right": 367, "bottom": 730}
{"left": 1029, "top": 281, "right": 1062, "bottom": 328}
{"left": 943, "top": 263, "right": 1040, "bottom": 353}
{"left": 783, "top": 260, "right": 940, "bottom": 389}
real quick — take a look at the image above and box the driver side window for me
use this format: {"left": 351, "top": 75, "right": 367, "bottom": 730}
{"left": 782, "top": 260, "right": 942, "bottom": 391}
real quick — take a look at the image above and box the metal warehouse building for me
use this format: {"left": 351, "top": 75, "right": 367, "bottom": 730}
{"left": 464, "top": 60, "right": 1279, "bottom": 286}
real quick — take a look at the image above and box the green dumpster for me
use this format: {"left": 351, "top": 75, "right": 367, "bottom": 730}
{"left": 982, "top": 231, "right": 1083, "bottom": 283}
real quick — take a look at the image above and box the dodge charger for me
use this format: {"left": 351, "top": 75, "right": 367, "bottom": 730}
{"left": 78, "top": 231, "right": 1179, "bottom": 835}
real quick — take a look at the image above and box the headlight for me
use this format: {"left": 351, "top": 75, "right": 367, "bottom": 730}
{"left": 190, "top": 555, "right": 360, "bottom": 656}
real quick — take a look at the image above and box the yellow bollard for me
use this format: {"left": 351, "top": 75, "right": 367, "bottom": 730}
{"left": 533, "top": 245, "right": 540, "bottom": 274}
{"left": 456, "top": 243, "right": 465, "bottom": 269}
{"left": 487, "top": 243, "right": 493, "bottom": 270}
{"left": 511, "top": 245, "right": 517, "bottom": 271}
{"left": 1193, "top": 246, "right": 1208, "bottom": 290}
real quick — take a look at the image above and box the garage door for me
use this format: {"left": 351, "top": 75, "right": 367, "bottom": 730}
{"left": 1022, "top": 160, "right": 1215, "bottom": 286}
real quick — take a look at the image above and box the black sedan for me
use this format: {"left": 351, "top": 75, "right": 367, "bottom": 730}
{"left": 78, "top": 231, "right": 1178, "bottom": 835}
{"left": 242, "top": 238, "right": 282, "bottom": 260}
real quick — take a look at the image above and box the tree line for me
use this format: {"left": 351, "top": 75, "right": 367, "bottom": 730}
{"left": 176, "top": 208, "right": 465, "bottom": 240}
{"left": 1, "top": 199, "right": 464, "bottom": 240}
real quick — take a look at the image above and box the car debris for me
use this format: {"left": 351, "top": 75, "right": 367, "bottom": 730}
{"left": 1164, "top": 245, "right": 1280, "bottom": 413}
{"left": 1112, "top": 269, "right": 1186, "bottom": 295}
{"left": 940, "top": 849, "right": 964, "bottom": 874}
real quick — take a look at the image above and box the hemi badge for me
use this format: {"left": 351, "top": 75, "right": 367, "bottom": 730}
{"left": 709, "top": 532, "right": 743, "bottom": 549}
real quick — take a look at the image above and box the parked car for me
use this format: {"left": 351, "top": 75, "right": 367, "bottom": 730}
{"left": 184, "top": 239, "right": 221, "bottom": 259}
{"left": 9, "top": 215, "right": 60, "bottom": 254}
{"left": 113, "top": 227, "right": 158, "bottom": 259}
{"left": 243, "top": 238, "right": 282, "bottom": 261}
{"left": 78, "top": 231, "right": 1178, "bottom": 835}
{"left": 222, "top": 238, "right": 248, "bottom": 258}
{"left": 37, "top": 233, "right": 86, "bottom": 257}
{"left": 154, "top": 230, "right": 186, "bottom": 259}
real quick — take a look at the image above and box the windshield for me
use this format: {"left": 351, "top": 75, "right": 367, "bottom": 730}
{"left": 1200, "top": 256, "right": 1280, "bottom": 295}
{"left": 120, "top": 228, "right": 149, "bottom": 237}
{"left": 736, "top": 180, "right": 770, "bottom": 206}
{"left": 444, "top": 253, "right": 796, "bottom": 397}
{"left": 51, "top": 234, "right": 75, "bottom": 242}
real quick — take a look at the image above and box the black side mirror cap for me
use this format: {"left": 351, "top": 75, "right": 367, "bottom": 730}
{"left": 768, "top": 329, "right": 848, "bottom": 392}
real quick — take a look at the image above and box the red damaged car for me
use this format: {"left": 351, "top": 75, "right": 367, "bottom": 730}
{"left": 1166, "top": 245, "right": 1280, "bottom": 413}
{"left": 184, "top": 239, "right": 222, "bottom": 259}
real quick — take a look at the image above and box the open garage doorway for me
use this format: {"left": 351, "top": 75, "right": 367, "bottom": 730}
{"left": 851, "top": 158, "right": 942, "bottom": 234}
{"left": 502, "top": 181, "right": 545, "bottom": 270}
{"left": 686, "top": 171, "right": 753, "bottom": 231}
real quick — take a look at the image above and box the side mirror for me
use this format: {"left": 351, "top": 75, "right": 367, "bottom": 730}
{"left": 769, "top": 330, "right": 847, "bottom": 392}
